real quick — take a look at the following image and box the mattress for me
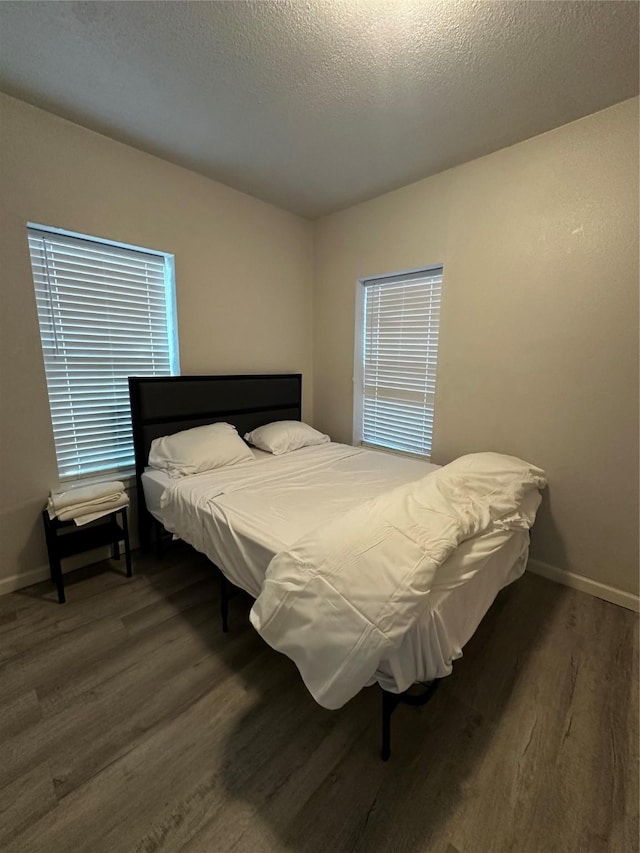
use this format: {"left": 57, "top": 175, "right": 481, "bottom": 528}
{"left": 142, "top": 443, "right": 529, "bottom": 693}
{"left": 141, "top": 467, "right": 170, "bottom": 524}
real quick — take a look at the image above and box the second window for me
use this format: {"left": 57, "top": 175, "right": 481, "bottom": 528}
{"left": 355, "top": 266, "right": 442, "bottom": 458}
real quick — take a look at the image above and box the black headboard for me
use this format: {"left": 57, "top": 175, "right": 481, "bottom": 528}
{"left": 128, "top": 373, "right": 302, "bottom": 546}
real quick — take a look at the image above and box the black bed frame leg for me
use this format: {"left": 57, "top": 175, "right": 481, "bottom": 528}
{"left": 381, "top": 690, "right": 399, "bottom": 761}
{"left": 380, "top": 680, "right": 441, "bottom": 761}
{"left": 220, "top": 572, "right": 229, "bottom": 633}
{"left": 153, "top": 520, "right": 164, "bottom": 560}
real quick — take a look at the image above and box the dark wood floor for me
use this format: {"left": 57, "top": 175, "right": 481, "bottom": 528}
{"left": 0, "top": 545, "right": 637, "bottom": 853}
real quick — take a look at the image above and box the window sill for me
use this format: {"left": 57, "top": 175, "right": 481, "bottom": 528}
{"left": 57, "top": 467, "right": 137, "bottom": 493}
{"left": 359, "top": 442, "right": 432, "bottom": 462}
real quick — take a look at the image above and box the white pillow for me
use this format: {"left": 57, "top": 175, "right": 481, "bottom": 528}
{"left": 148, "top": 422, "right": 253, "bottom": 478}
{"left": 244, "top": 421, "right": 330, "bottom": 456}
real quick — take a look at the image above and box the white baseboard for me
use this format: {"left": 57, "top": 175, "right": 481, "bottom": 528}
{"left": 0, "top": 546, "right": 113, "bottom": 598}
{"left": 0, "top": 564, "right": 52, "bottom": 597}
{"left": 2, "top": 548, "right": 638, "bottom": 614}
{"left": 527, "top": 558, "right": 639, "bottom": 613}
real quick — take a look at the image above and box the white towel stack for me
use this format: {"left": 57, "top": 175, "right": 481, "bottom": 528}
{"left": 48, "top": 481, "right": 129, "bottom": 526}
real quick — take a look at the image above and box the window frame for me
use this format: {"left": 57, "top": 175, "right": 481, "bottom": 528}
{"left": 28, "top": 222, "right": 180, "bottom": 482}
{"left": 353, "top": 264, "right": 443, "bottom": 460}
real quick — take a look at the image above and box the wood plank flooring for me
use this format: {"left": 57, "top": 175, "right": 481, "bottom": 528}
{"left": 0, "top": 545, "right": 637, "bottom": 853}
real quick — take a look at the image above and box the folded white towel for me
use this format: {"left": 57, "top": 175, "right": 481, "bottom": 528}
{"left": 49, "top": 481, "right": 125, "bottom": 513}
{"left": 49, "top": 491, "right": 127, "bottom": 519}
{"left": 67, "top": 492, "right": 129, "bottom": 527}
{"left": 57, "top": 493, "right": 130, "bottom": 526}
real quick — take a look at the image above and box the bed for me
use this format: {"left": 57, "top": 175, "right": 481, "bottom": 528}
{"left": 129, "top": 373, "right": 544, "bottom": 758}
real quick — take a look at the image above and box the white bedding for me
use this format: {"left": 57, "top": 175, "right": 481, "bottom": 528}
{"left": 379, "top": 526, "right": 529, "bottom": 693}
{"left": 155, "top": 443, "right": 439, "bottom": 595}
{"left": 142, "top": 447, "right": 272, "bottom": 523}
{"left": 251, "top": 452, "right": 545, "bottom": 708}
{"left": 143, "top": 443, "right": 540, "bottom": 698}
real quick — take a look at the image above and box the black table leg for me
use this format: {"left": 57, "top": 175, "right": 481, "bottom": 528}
{"left": 121, "top": 507, "right": 133, "bottom": 577}
{"left": 111, "top": 515, "right": 120, "bottom": 560}
{"left": 43, "top": 514, "right": 66, "bottom": 604}
{"left": 52, "top": 554, "right": 66, "bottom": 604}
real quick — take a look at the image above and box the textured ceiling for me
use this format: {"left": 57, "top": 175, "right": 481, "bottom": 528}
{"left": 0, "top": 1, "right": 638, "bottom": 218}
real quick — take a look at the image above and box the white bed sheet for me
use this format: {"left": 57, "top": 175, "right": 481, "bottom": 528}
{"left": 142, "top": 447, "right": 272, "bottom": 523}
{"left": 143, "top": 443, "right": 529, "bottom": 692}
{"left": 160, "top": 444, "right": 440, "bottom": 595}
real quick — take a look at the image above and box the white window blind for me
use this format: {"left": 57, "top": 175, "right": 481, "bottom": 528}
{"left": 28, "top": 225, "right": 179, "bottom": 479}
{"left": 359, "top": 267, "right": 442, "bottom": 457}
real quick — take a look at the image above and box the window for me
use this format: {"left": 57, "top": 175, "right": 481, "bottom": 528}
{"left": 354, "top": 266, "right": 442, "bottom": 457}
{"left": 28, "top": 224, "right": 179, "bottom": 479}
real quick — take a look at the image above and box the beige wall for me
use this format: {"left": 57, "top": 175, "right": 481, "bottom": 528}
{"left": 0, "top": 93, "right": 314, "bottom": 592}
{"left": 314, "top": 97, "right": 639, "bottom": 596}
{"left": 1, "top": 92, "right": 638, "bottom": 600}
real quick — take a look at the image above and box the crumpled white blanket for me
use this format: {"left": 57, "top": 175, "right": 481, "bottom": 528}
{"left": 250, "top": 452, "right": 546, "bottom": 710}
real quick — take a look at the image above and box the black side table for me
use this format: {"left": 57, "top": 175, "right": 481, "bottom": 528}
{"left": 42, "top": 506, "right": 132, "bottom": 603}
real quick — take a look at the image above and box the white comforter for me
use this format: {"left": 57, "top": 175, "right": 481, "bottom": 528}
{"left": 250, "top": 452, "right": 546, "bottom": 710}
